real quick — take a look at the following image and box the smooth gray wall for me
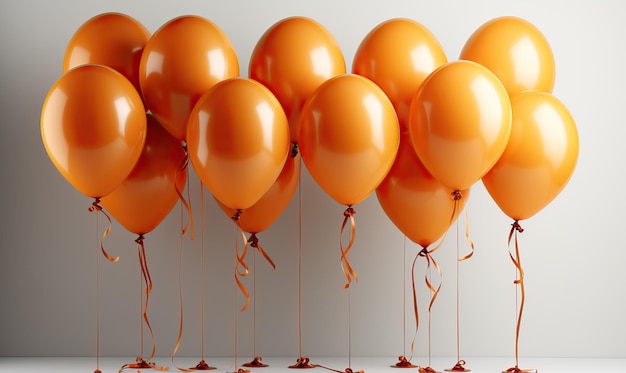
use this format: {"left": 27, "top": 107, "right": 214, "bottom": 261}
{"left": 1, "top": 0, "right": 625, "bottom": 359}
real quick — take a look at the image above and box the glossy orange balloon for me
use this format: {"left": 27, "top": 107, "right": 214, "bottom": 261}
{"left": 482, "top": 91, "right": 579, "bottom": 221}
{"left": 63, "top": 12, "right": 150, "bottom": 94}
{"left": 299, "top": 74, "right": 400, "bottom": 206}
{"left": 408, "top": 60, "right": 512, "bottom": 191}
{"left": 140, "top": 15, "right": 239, "bottom": 141}
{"left": 101, "top": 114, "right": 186, "bottom": 235}
{"left": 41, "top": 64, "right": 147, "bottom": 198}
{"left": 217, "top": 153, "right": 300, "bottom": 234}
{"left": 460, "top": 16, "right": 555, "bottom": 96}
{"left": 353, "top": 18, "right": 447, "bottom": 129}
{"left": 249, "top": 16, "right": 346, "bottom": 143}
{"left": 377, "top": 135, "right": 469, "bottom": 247}
{"left": 187, "top": 78, "right": 290, "bottom": 210}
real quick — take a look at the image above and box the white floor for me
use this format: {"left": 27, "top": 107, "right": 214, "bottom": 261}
{"left": 0, "top": 356, "right": 624, "bottom": 373}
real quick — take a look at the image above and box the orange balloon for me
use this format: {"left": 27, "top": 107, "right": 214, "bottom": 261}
{"left": 299, "top": 74, "right": 400, "bottom": 206}
{"left": 408, "top": 60, "right": 512, "bottom": 191}
{"left": 460, "top": 16, "right": 555, "bottom": 96}
{"left": 140, "top": 15, "right": 239, "bottom": 141}
{"left": 63, "top": 12, "right": 150, "bottom": 94}
{"left": 249, "top": 16, "right": 346, "bottom": 144}
{"left": 217, "top": 153, "right": 300, "bottom": 234}
{"left": 353, "top": 18, "right": 447, "bottom": 129}
{"left": 101, "top": 114, "right": 186, "bottom": 235}
{"left": 187, "top": 78, "right": 290, "bottom": 210}
{"left": 377, "top": 135, "right": 469, "bottom": 247}
{"left": 482, "top": 91, "right": 579, "bottom": 221}
{"left": 41, "top": 64, "right": 147, "bottom": 199}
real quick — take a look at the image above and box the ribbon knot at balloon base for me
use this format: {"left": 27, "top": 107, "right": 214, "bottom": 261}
{"left": 289, "top": 357, "right": 316, "bottom": 369}
{"left": 419, "top": 367, "right": 439, "bottom": 373}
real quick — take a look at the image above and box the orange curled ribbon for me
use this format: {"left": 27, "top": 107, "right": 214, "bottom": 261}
{"left": 136, "top": 235, "right": 157, "bottom": 363}
{"left": 340, "top": 206, "right": 358, "bottom": 289}
{"left": 232, "top": 209, "right": 251, "bottom": 311}
{"left": 508, "top": 220, "right": 526, "bottom": 370}
{"left": 248, "top": 234, "right": 276, "bottom": 270}
{"left": 451, "top": 190, "right": 474, "bottom": 262}
{"left": 88, "top": 198, "right": 119, "bottom": 262}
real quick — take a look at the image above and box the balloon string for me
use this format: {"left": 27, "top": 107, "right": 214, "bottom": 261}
{"left": 232, "top": 210, "right": 251, "bottom": 312}
{"left": 451, "top": 190, "right": 473, "bottom": 370}
{"left": 176, "top": 144, "right": 194, "bottom": 240}
{"left": 451, "top": 191, "right": 473, "bottom": 262}
{"left": 508, "top": 220, "right": 526, "bottom": 370}
{"left": 340, "top": 206, "right": 358, "bottom": 289}
{"left": 119, "top": 236, "right": 169, "bottom": 372}
{"left": 171, "top": 205, "right": 194, "bottom": 373}
{"left": 200, "top": 182, "right": 206, "bottom": 362}
{"left": 93, "top": 207, "right": 101, "bottom": 373}
{"left": 402, "top": 235, "right": 408, "bottom": 358}
{"left": 88, "top": 198, "right": 119, "bottom": 262}
{"left": 409, "top": 250, "right": 419, "bottom": 358}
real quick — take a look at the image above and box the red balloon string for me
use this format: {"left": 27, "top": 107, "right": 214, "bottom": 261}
{"left": 507, "top": 220, "right": 526, "bottom": 372}
{"left": 232, "top": 209, "right": 251, "bottom": 312}
{"left": 340, "top": 206, "right": 358, "bottom": 289}
{"left": 88, "top": 198, "right": 119, "bottom": 262}
{"left": 177, "top": 144, "right": 194, "bottom": 240}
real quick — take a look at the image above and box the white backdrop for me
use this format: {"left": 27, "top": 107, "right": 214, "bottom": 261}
{"left": 1, "top": 0, "right": 625, "bottom": 360}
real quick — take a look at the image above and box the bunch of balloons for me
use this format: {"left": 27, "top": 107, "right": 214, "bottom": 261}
{"left": 40, "top": 12, "right": 578, "bottom": 271}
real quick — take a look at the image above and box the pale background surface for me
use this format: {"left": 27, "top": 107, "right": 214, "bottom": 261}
{"left": 1, "top": 0, "right": 625, "bottom": 360}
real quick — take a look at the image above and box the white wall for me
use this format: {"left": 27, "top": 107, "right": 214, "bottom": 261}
{"left": 1, "top": 0, "right": 625, "bottom": 359}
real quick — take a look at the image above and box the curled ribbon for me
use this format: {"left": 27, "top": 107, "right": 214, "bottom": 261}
{"left": 508, "top": 220, "right": 526, "bottom": 371}
{"left": 340, "top": 206, "right": 358, "bottom": 289}
{"left": 119, "top": 236, "right": 169, "bottom": 372}
{"left": 176, "top": 144, "right": 194, "bottom": 239}
{"left": 232, "top": 209, "right": 251, "bottom": 311}
{"left": 248, "top": 234, "right": 276, "bottom": 270}
{"left": 418, "top": 247, "right": 442, "bottom": 313}
{"left": 451, "top": 190, "right": 474, "bottom": 262}
{"left": 88, "top": 198, "right": 119, "bottom": 262}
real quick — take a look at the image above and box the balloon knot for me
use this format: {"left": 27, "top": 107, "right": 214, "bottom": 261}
{"left": 511, "top": 220, "right": 524, "bottom": 233}
{"left": 248, "top": 233, "right": 259, "bottom": 248}
{"left": 451, "top": 190, "right": 462, "bottom": 201}
{"left": 135, "top": 234, "right": 145, "bottom": 245}
{"left": 344, "top": 206, "right": 355, "bottom": 218}
{"left": 88, "top": 198, "right": 102, "bottom": 212}
{"left": 290, "top": 142, "right": 299, "bottom": 158}
{"left": 418, "top": 247, "right": 430, "bottom": 257}
{"left": 232, "top": 209, "right": 243, "bottom": 221}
